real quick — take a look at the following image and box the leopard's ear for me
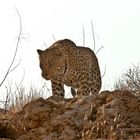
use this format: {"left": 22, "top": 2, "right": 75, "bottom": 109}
{"left": 37, "top": 49, "right": 43, "bottom": 55}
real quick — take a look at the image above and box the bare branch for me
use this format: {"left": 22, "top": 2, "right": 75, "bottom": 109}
{"left": 101, "top": 64, "right": 106, "bottom": 78}
{"left": 9, "top": 59, "right": 21, "bottom": 74}
{"left": 96, "top": 46, "right": 104, "bottom": 54}
{"left": 91, "top": 20, "right": 96, "bottom": 51}
{"left": 0, "top": 8, "right": 22, "bottom": 87}
{"left": 82, "top": 25, "right": 85, "bottom": 46}
{"left": 44, "top": 41, "right": 48, "bottom": 48}
{"left": 52, "top": 34, "right": 56, "bottom": 41}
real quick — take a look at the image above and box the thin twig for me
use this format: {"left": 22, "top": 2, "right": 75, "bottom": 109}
{"left": 101, "top": 65, "right": 106, "bottom": 78}
{"left": 44, "top": 41, "right": 48, "bottom": 48}
{"left": 52, "top": 34, "right": 56, "bottom": 41}
{"left": 9, "top": 59, "right": 21, "bottom": 74}
{"left": 96, "top": 46, "right": 104, "bottom": 54}
{"left": 91, "top": 20, "right": 96, "bottom": 51}
{"left": 82, "top": 25, "right": 85, "bottom": 46}
{"left": 0, "top": 8, "right": 22, "bottom": 87}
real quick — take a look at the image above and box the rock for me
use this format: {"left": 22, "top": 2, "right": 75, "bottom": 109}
{"left": 0, "top": 90, "right": 140, "bottom": 139}
{"left": 0, "top": 120, "right": 19, "bottom": 139}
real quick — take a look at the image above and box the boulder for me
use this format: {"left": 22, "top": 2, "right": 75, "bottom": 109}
{"left": 0, "top": 90, "right": 140, "bottom": 139}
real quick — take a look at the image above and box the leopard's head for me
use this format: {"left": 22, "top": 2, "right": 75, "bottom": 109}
{"left": 37, "top": 48, "right": 66, "bottom": 81}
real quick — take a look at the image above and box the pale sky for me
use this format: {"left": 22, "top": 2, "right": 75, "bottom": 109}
{"left": 0, "top": 0, "right": 140, "bottom": 97}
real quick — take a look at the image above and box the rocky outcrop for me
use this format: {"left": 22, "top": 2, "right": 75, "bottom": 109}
{"left": 0, "top": 90, "right": 140, "bottom": 139}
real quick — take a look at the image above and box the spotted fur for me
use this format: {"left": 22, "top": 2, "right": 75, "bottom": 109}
{"left": 37, "top": 39, "right": 101, "bottom": 97}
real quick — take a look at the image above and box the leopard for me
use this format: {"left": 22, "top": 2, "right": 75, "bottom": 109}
{"left": 37, "top": 39, "right": 101, "bottom": 97}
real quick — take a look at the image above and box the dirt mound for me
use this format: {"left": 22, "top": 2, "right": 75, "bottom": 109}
{"left": 0, "top": 90, "right": 140, "bottom": 140}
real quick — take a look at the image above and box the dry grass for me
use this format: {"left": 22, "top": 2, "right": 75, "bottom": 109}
{"left": 2, "top": 83, "right": 51, "bottom": 112}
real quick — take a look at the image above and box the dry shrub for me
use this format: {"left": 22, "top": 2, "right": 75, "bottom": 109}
{"left": 114, "top": 64, "right": 140, "bottom": 95}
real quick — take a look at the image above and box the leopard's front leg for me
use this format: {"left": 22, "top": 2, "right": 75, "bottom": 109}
{"left": 51, "top": 81, "right": 65, "bottom": 97}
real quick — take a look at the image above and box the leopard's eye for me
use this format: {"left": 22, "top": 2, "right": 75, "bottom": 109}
{"left": 48, "top": 61, "right": 53, "bottom": 67}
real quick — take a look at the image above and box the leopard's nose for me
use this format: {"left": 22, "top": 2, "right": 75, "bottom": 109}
{"left": 42, "top": 72, "right": 47, "bottom": 77}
